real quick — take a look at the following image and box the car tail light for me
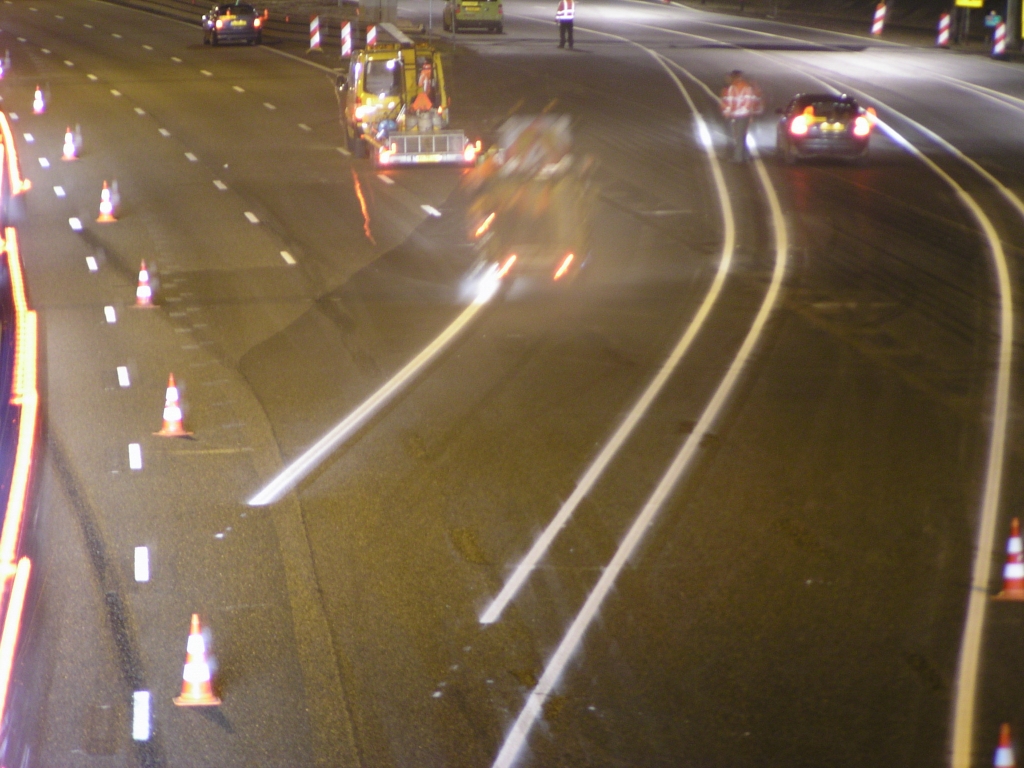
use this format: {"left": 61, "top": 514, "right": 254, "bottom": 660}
{"left": 215, "top": 18, "right": 223, "bottom": 28}
{"left": 463, "top": 142, "right": 478, "bottom": 164}
{"left": 253, "top": 17, "right": 261, "bottom": 27}
{"left": 853, "top": 115, "right": 871, "bottom": 137}
{"left": 789, "top": 114, "right": 809, "bottom": 136}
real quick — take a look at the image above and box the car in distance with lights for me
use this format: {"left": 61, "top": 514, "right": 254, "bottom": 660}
{"left": 443, "top": 0, "right": 503, "bottom": 33}
{"left": 202, "top": 2, "right": 263, "bottom": 45}
{"left": 776, "top": 93, "right": 874, "bottom": 163}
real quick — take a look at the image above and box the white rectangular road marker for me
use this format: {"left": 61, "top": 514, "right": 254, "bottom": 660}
{"left": 84, "top": 23, "right": 93, "bottom": 28}
{"left": 69, "top": 217, "right": 82, "bottom": 231}
{"left": 110, "top": 89, "right": 121, "bottom": 97}
{"left": 7, "top": 113, "right": 16, "bottom": 121}
{"left": 64, "top": 60, "right": 73, "bottom": 67}
{"left": 280, "top": 250, "right": 296, "bottom": 265}
{"left": 232, "top": 85, "right": 244, "bottom": 93}
{"left": 22, "top": 133, "right": 32, "bottom": 143}
{"left": 86, "top": 74, "right": 97, "bottom": 81}
{"left": 40, "top": 48, "right": 50, "bottom": 54}
{"left": 112, "top": 33, "right": 122, "bottom": 38}
{"left": 263, "top": 102, "right": 276, "bottom": 110}
{"left": 134, "top": 547, "right": 150, "bottom": 582}
{"left": 377, "top": 174, "right": 394, "bottom": 185}
{"left": 128, "top": 443, "right": 142, "bottom": 470}
{"left": 171, "top": 56, "right": 182, "bottom": 63}
{"left": 38, "top": 157, "right": 49, "bottom": 168}
{"left": 212, "top": 180, "right": 227, "bottom": 191}
{"left": 15, "top": 37, "right": 24, "bottom": 43}
{"left": 184, "top": 152, "right": 197, "bottom": 162}
{"left": 134, "top": 107, "right": 145, "bottom": 115}
{"left": 117, "top": 366, "right": 130, "bottom": 387}
{"left": 104, "top": 306, "right": 117, "bottom": 323}
{"left": 298, "top": 123, "right": 311, "bottom": 132}
{"left": 200, "top": 69, "right": 212, "bottom": 76}
{"left": 158, "top": 128, "right": 170, "bottom": 137}
{"left": 53, "top": 185, "right": 65, "bottom": 197}
{"left": 132, "top": 691, "right": 150, "bottom": 740}
{"left": 244, "top": 211, "right": 259, "bottom": 224}
{"left": 421, "top": 205, "right": 442, "bottom": 217}
{"left": 85, "top": 256, "right": 98, "bottom": 272}
{"left": 142, "top": 44, "right": 153, "bottom": 50}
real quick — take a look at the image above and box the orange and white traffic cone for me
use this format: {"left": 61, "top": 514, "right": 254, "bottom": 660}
{"left": 61, "top": 127, "right": 76, "bottom": 161}
{"left": 135, "top": 260, "right": 153, "bottom": 307}
{"left": 155, "top": 373, "right": 192, "bottom": 437}
{"left": 32, "top": 85, "right": 44, "bottom": 114}
{"left": 996, "top": 723, "right": 1016, "bottom": 768}
{"left": 996, "top": 519, "right": 1024, "bottom": 601}
{"left": 97, "top": 181, "right": 116, "bottom": 223}
{"left": 173, "top": 614, "right": 221, "bottom": 707}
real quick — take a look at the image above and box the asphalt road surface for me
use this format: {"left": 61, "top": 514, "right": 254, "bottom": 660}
{"left": 4, "top": 0, "right": 1024, "bottom": 766}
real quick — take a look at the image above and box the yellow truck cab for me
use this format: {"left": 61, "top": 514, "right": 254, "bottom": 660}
{"left": 443, "top": 0, "right": 503, "bottom": 33}
{"left": 338, "top": 24, "right": 479, "bottom": 167}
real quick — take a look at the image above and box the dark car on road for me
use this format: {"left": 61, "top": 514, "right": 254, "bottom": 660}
{"left": 776, "top": 93, "right": 874, "bottom": 163}
{"left": 202, "top": 2, "right": 263, "bottom": 45}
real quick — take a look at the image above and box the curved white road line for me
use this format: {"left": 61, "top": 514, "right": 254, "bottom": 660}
{"left": 249, "top": 292, "right": 493, "bottom": 505}
{"left": 479, "top": 42, "right": 738, "bottom": 624}
{"left": 491, "top": 124, "right": 788, "bottom": 768}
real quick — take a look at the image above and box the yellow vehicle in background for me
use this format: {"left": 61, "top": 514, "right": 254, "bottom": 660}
{"left": 336, "top": 23, "right": 480, "bottom": 167}
{"left": 443, "top": 0, "right": 503, "bottom": 33}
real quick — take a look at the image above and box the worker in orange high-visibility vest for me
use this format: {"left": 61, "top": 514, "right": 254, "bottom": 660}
{"left": 556, "top": 0, "right": 575, "bottom": 49}
{"left": 720, "top": 70, "right": 762, "bottom": 162}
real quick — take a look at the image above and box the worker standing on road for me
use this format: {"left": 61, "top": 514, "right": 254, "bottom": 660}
{"left": 556, "top": 0, "right": 575, "bottom": 49}
{"left": 720, "top": 70, "right": 762, "bottom": 162}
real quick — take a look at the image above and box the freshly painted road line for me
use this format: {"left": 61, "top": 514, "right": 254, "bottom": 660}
{"left": 134, "top": 547, "right": 149, "bottom": 582}
{"left": 85, "top": 256, "right": 98, "bottom": 272}
{"left": 377, "top": 174, "right": 394, "bottom": 185}
{"left": 480, "top": 32, "right": 737, "bottom": 626}
{"left": 280, "top": 250, "right": 296, "bottom": 265}
{"left": 212, "top": 179, "right": 227, "bottom": 191}
{"left": 53, "top": 185, "right": 64, "bottom": 197}
{"left": 128, "top": 443, "right": 142, "bottom": 470}
{"left": 244, "top": 211, "right": 259, "bottom": 224}
{"left": 117, "top": 366, "right": 130, "bottom": 388}
{"left": 249, "top": 286, "right": 501, "bottom": 506}
{"left": 492, "top": 128, "right": 788, "bottom": 768}
{"left": 421, "top": 205, "right": 441, "bottom": 217}
{"left": 184, "top": 152, "right": 197, "bottom": 162}
{"left": 132, "top": 691, "right": 150, "bottom": 740}
{"left": 104, "top": 306, "right": 116, "bottom": 323}
{"left": 37, "top": 158, "right": 49, "bottom": 168}
{"left": 68, "top": 217, "right": 82, "bottom": 231}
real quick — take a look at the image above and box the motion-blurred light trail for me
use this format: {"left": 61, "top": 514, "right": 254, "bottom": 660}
{"left": 491, "top": 134, "right": 789, "bottom": 768}
{"left": 249, "top": 280, "right": 502, "bottom": 506}
{"left": 479, "top": 40, "right": 736, "bottom": 626}
{"left": 352, "top": 169, "right": 376, "bottom": 245}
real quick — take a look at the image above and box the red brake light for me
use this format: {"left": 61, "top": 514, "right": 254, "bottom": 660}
{"left": 253, "top": 16, "right": 261, "bottom": 27}
{"left": 215, "top": 18, "right": 223, "bottom": 28}
{"left": 789, "top": 114, "right": 809, "bottom": 136}
{"left": 853, "top": 115, "right": 871, "bottom": 137}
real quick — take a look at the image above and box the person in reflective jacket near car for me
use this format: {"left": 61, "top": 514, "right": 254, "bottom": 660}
{"left": 720, "top": 70, "right": 763, "bottom": 162}
{"left": 556, "top": 0, "right": 575, "bottom": 49}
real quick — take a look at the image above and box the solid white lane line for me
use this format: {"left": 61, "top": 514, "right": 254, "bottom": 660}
{"left": 232, "top": 85, "right": 244, "bottom": 93}
{"left": 117, "top": 366, "right": 130, "bottom": 387}
{"left": 376, "top": 174, "right": 394, "bottom": 185}
{"left": 134, "top": 107, "right": 145, "bottom": 115}
{"left": 85, "top": 256, "right": 98, "bottom": 272}
{"left": 110, "top": 89, "right": 121, "bottom": 97}
{"left": 68, "top": 217, "right": 82, "bottom": 231}
{"left": 134, "top": 547, "right": 149, "bottom": 582}
{"left": 421, "top": 205, "right": 441, "bottom": 217}
{"left": 37, "top": 158, "right": 49, "bottom": 168}
{"left": 104, "top": 306, "right": 117, "bottom": 323}
{"left": 280, "top": 250, "right": 296, "bottom": 265}
{"left": 132, "top": 691, "right": 150, "bottom": 740}
{"left": 53, "top": 186, "right": 65, "bottom": 197}
{"left": 21, "top": 133, "right": 32, "bottom": 143}
{"left": 158, "top": 128, "right": 170, "bottom": 137}
{"left": 493, "top": 131, "right": 788, "bottom": 768}
{"left": 128, "top": 443, "right": 142, "bottom": 470}
{"left": 212, "top": 179, "right": 227, "bottom": 191}
{"left": 184, "top": 152, "right": 197, "bottom": 162}
{"left": 480, "top": 48, "right": 736, "bottom": 625}
{"left": 244, "top": 211, "right": 259, "bottom": 224}
{"left": 249, "top": 285, "right": 501, "bottom": 506}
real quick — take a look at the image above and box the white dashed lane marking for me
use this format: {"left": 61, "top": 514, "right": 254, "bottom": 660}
{"left": 64, "top": 60, "right": 73, "bottom": 67}
{"left": 53, "top": 185, "right": 65, "bottom": 197}
{"left": 69, "top": 217, "right": 82, "bottom": 231}
{"left": 40, "top": 48, "right": 50, "bottom": 54}
{"left": 159, "top": 128, "right": 171, "bottom": 137}
{"left": 84, "top": 23, "right": 93, "bottom": 28}
{"left": 111, "top": 89, "right": 121, "bottom": 97}
{"left": 185, "top": 152, "right": 197, "bottom": 162}
{"left": 128, "top": 443, "right": 142, "bottom": 470}
{"left": 336, "top": 146, "right": 351, "bottom": 156}
{"left": 134, "top": 547, "right": 149, "bottom": 582}
{"left": 22, "top": 133, "right": 33, "bottom": 143}
{"left": 112, "top": 33, "right": 122, "bottom": 38}
{"left": 263, "top": 102, "right": 276, "bottom": 110}
{"left": 117, "top": 366, "right": 130, "bottom": 387}
{"left": 142, "top": 44, "right": 153, "bottom": 51}
{"left": 377, "top": 174, "right": 394, "bottom": 185}
{"left": 7, "top": 113, "right": 16, "bottom": 121}
{"left": 298, "top": 123, "right": 311, "bottom": 131}
{"left": 212, "top": 180, "right": 227, "bottom": 190}
{"left": 280, "top": 251, "right": 296, "bottom": 265}
{"left": 104, "top": 306, "right": 117, "bottom": 323}
{"left": 85, "top": 256, "right": 98, "bottom": 272}
{"left": 421, "top": 205, "right": 442, "bottom": 217}
{"left": 244, "top": 211, "right": 259, "bottom": 224}
{"left": 232, "top": 85, "right": 244, "bottom": 93}
{"left": 171, "top": 56, "right": 182, "bottom": 63}
{"left": 200, "top": 69, "right": 212, "bottom": 76}
{"left": 38, "top": 158, "right": 49, "bottom": 168}
{"left": 134, "top": 107, "right": 146, "bottom": 115}
{"left": 132, "top": 691, "right": 150, "bottom": 740}
{"left": 87, "top": 74, "right": 98, "bottom": 81}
